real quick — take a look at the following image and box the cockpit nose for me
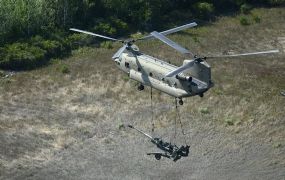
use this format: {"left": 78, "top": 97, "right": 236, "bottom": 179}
{"left": 114, "top": 58, "right": 121, "bottom": 67}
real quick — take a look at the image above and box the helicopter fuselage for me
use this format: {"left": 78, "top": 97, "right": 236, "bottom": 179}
{"left": 114, "top": 51, "right": 214, "bottom": 98}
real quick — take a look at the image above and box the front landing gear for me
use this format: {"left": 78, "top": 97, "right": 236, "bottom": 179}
{"left": 138, "top": 84, "right": 144, "bottom": 91}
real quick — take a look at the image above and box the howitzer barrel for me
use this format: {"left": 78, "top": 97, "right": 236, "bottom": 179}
{"left": 127, "top": 125, "right": 154, "bottom": 140}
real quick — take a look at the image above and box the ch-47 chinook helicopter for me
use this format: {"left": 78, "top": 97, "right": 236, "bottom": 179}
{"left": 70, "top": 22, "right": 279, "bottom": 105}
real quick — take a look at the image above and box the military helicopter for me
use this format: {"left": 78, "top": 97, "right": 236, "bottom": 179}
{"left": 70, "top": 22, "right": 279, "bottom": 105}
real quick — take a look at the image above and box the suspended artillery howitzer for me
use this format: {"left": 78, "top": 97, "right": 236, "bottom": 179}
{"left": 128, "top": 125, "right": 189, "bottom": 161}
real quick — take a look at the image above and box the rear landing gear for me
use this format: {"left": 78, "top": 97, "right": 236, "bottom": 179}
{"left": 138, "top": 84, "right": 144, "bottom": 91}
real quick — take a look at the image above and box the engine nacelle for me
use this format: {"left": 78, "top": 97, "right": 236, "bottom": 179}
{"left": 183, "top": 59, "right": 211, "bottom": 85}
{"left": 176, "top": 74, "right": 192, "bottom": 82}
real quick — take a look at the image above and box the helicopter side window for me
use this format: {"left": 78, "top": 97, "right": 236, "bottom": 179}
{"left": 125, "top": 62, "right": 130, "bottom": 68}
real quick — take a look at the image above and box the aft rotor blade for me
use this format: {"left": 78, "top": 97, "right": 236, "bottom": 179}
{"left": 139, "top": 22, "right": 197, "bottom": 40}
{"left": 70, "top": 28, "right": 121, "bottom": 42}
{"left": 161, "top": 22, "right": 198, "bottom": 36}
{"left": 207, "top": 49, "right": 279, "bottom": 59}
{"left": 165, "top": 60, "right": 195, "bottom": 77}
{"left": 112, "top": 44, "right": 127, "bottom": 59}
{"left": 151, "top": 31, "right": 193, "bottom": 55}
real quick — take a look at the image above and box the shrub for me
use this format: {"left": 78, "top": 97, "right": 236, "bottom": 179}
{"left": 93, "top": 22, "right": 117, "bottom": 36}
{"left": 130, "top": 32, "right": 143, "bottom": 39}
{"left": 273, "top": 142, "right": 282, "bottom": 148}
{"left": 194, "top": 2, "right": 215, "bottom": 20}
{"left": 0, "top": 47, "right": 4, "bottom": 62}
{"left": 253, "top": 15, "right": 261, "bottom": 23}
{"left": 38, "top": 40, "right": 62, "bottom": 58}
{"left": 0, "top": 70, "right": 5, "bottom": 77}
{"left": 100, "top": 41, "right": 113, "bottom": 49}
{"left": 225, "top": 118, "right": 234, "bottom": 126}
{"left": 267, "top": 0, "right": 285, "bottom": 5}
{"left": 199, "top": 107, "right": 210, "bottom": 114}
{"left": 240, "top": 3, "right": 252, "bottom": 14}
{"left": 0, "top": 43, "right": 46, "bottom": 70}
{"left": 65, "top": 33, "right": 94, "bottom": 49}
{"left": 240, "top": 16, "right": 251, "bottom": 26}
{"left": 110, "top": 18, "right": 128, "bottom": 36}
{"left": 93, "top": 18, "right": 129, "bottom": 37}
{"left": 193, "top": 36, "right": 200, "bottom": 43}
{"left": 30, "top": 35, "right": 70, "bottom": 58}
{"left": 57, "top": 64, "right": 70, "bottom": 74}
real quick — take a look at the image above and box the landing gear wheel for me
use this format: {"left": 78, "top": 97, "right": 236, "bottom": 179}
{"left": 178, "top": 99, "right": 183, "bottom": 105}
{"left": 199, "top": 93, "right": 204, "bottom": 98}
{"left": 155, "top": 154, "right": 161, "bottom": 160}
{"left": 137, "top": 84, "right": 144, "bottom": 91}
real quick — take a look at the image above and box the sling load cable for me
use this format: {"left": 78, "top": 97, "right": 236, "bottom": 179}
{"left": 150, "top": 87, "right": 155, "bottom": 133}
{"left": 171, "top": 98, "right": 178, "bottom": 144}
{"left": 175, "top": 98, "right": 188, "bottom": 145}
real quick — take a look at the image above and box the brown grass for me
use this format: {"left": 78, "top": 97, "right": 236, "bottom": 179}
{"left": 0, "top": 7, "right": 285, "bottom": 177}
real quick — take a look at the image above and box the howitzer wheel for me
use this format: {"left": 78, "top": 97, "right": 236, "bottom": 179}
{"left": 155, "top": 154, "right": 161, "bottom": 160}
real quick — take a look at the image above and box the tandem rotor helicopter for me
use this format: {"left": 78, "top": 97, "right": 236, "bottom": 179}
{"left": 70, "top": 22, "right": 279, "bottom": 105}
{"left": 70, "top": 22, "right": 279, "bottom": 161}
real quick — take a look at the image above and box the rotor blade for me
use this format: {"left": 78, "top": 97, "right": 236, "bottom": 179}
{"left": 112, "top": 44, "right": 127, "bottom": 59}
{"left": 70, "top": 28, "right": 121, "bottom": 42}
{"left": 151, "top": 31, "right": 193, "bottom": 55}
{"left": 165, "top": 60, "right": 195, "bottom": 77}
{"left": 139, "top": 22, "right": 197, "bottom": 40}
{"left": 161, "top": 22, "right": 198, "bottom": 36}
{"left": 207, "top": 49, "right": 279, "bottom": 59}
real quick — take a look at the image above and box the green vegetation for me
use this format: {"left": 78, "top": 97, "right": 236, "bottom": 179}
{"left": 0, "top": 43, "right": 46, "bottom": 70}
{"left": 57, "top": 64, "right": 70, "bottom": 74}
{"left": 253, "top": 14, "right": 261, "bottom": 23}
{"left": 194, "top": 2, "right": 215, "bottom": 19}
{"left": 100, "top": 41, "right": 113, "bottom": 49}
{"left": 240, "top": 16, "right": 251, "bottom": 25}
{"left": 273, "top": 142, "right": 282, "bottom": 148}
{"left": 199, "top": 107, "right": 210, "bottom": 114}
{"left": 225, "top": 118, "right": 235, "bottom": 126}
{"left": 0, "top": 1, "right": 284, "bottom": 70}
{"left": 240, "top": 3, "right": 253, "bottom": 14}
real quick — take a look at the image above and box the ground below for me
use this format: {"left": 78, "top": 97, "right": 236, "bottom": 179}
{"left": 1, "top": 7, "right": 285, "bottom": 180}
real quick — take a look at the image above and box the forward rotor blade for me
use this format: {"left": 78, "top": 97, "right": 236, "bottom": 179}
{"left": 165, "top": 60, "right": 195, "bottom": 77}
{"left": 112, "top": 44, "right": 127, "bottom": 59}
{"left": 139, "top": 22, "right": 197, "bottom": 40}
{"left": 70, "top": 28, "right": 121, "bottom": 42}
{"left": 151, "top": 31, "right": 193, "bottom": 55}
{"left": 207, "top": 49, "right": 279, "bottom": 59}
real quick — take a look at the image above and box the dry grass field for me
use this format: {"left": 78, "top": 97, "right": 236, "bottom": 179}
{"left": 0, "top": 7, "right": 284, "bottom": 180}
